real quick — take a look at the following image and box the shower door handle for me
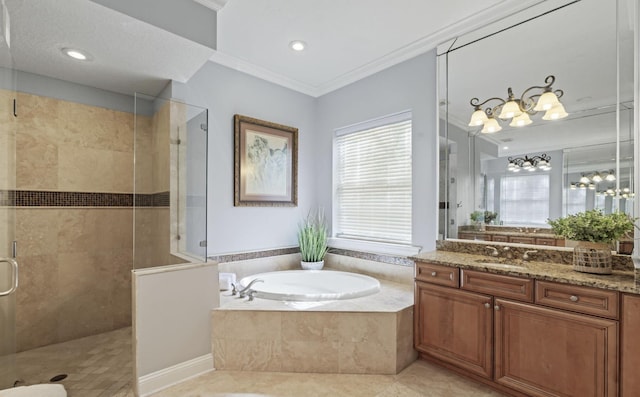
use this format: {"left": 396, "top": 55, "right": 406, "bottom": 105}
{"left": 0, "top": 257, "right": 18, "bottom": 296}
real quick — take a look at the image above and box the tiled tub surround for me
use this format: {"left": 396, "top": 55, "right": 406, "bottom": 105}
{"left": 213, "top": 281, "right": 415, "bottom": 375}
{"left": 212, "top": 252, "right": 417, "bottom": 375}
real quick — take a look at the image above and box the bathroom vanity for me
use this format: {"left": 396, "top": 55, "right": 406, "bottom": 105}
{"left": 411, "top": 248, "right": 639, "bottom": 397}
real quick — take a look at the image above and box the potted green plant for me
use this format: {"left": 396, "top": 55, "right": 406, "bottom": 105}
{"left": 470, "top": 211, "right": 485, "bottom": 231}
{"left": 298, "top": 209, "right": 329, "bottom": 270}
{"left": 483, "top": 211, "right": 498, "bottom": 224}
{"left": 547, "top": 209, "right": 634, "bottom": 274}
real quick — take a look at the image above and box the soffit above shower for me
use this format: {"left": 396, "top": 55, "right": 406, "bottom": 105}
{"left": 4, "top": 0, "right": 216, "bottom": 96}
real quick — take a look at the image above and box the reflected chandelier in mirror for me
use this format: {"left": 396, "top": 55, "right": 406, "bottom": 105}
{"left": 468, "top": 75, "right": 569, "bottom": 133}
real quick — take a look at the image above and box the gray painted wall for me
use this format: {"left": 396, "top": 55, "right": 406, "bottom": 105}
{"left": 1, "top": 68, "right": 153, "bottom": 115}
{"left": 315, "top": 51, "right": 439, "bottom": 252}
{"left": 173, "top": 62, "right": 317, "bottom": 255}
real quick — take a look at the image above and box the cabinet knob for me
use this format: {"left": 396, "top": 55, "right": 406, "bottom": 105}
{"left": 431, "top": 271, "right": 437, "bottom": 277}
{"left": 494, "top": 305, "right": 501, "bottom": 311}
{"left": 484, "top": 302, "right": 490, "bottom": 309}
{"left": 569, "top": 295, "right": 579, "bottom": 302}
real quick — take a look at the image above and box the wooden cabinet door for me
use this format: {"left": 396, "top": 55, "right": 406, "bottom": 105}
{"left": 621, "top": 294, "right": 640, "bottom": 397}
{"left": 414, "top": 282, "right": 493, "bottom": 378}
{"left": 494, "top": 299, "right": 618, "bottom": 397}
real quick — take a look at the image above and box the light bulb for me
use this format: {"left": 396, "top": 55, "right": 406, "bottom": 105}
{"left": 542, "top": 102, "right": 569, "bottom": 120}
{"left": 468, "top": 109, "right": 488, "bottom": 127}
{"left": 533, "top": 91, "right": 560, "bottom": 111}
{"left": 509, "top": 112, "right": 532, "bottom": 127}
{"left": 498, "top": 100, "right": 522, "bottom": 119}
{"left": 481, "top": 118, "right": 502, "bottom": 133}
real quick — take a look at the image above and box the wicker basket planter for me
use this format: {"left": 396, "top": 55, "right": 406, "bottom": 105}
{"left": 573, "top": 241, "right": 613, "bottom": 274}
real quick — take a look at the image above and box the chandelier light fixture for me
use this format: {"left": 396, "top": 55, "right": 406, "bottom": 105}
{"left": 468, "top": 75, "right": 569, "bottom": 133}
{"left": 507, "top": 153, "right": 552, "bottom": 172}
{"left": 570, "top": 170, "right": 616, "bottom": 189}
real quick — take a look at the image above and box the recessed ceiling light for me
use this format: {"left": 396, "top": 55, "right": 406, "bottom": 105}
{"left": 289, "top": 40, "right": 306, "bottom": 51}
{"left": 503, "top": 146, "right": 509, "bottom": 150}
{"left": 62, "top": 47, "right": 92, "bottom": 61}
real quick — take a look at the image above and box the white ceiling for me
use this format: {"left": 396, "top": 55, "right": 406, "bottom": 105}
{"left": 0, "top": 0, "right": 546, "bottom": 97}
{"left": 2, "top": 0, "right": 215, "bottom": 96}
{"left": 213, "top": 0, "right": 538, "bottom": 96}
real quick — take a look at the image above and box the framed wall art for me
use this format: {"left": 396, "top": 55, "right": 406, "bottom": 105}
{"left": 234, "top": 114, "right": 298, "bottom": 207}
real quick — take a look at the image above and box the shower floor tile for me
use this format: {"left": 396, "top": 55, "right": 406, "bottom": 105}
{"left": 12, "top": 327, "right": 133, "bottom": 397}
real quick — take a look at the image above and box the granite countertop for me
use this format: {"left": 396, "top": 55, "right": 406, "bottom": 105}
{"left": 410, "top": 250, "right": 640, "bottom": 295}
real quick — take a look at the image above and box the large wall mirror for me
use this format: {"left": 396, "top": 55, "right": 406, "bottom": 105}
{"left": 438, "top": 0, "right": 636, "bottom": 253}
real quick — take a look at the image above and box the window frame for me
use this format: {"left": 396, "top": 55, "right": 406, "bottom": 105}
{"left": 331, "top": 110, "right": 418, "bottom": 255}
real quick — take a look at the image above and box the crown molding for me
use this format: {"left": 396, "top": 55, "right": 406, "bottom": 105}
{"left": 193, "top": 0, "right": 228, "bottom": 12}
{"left": 208, "top": 51, "right": 319, "bottom": 97}
{"left": 209, "top": 0, "right": 547, "bottom": 98}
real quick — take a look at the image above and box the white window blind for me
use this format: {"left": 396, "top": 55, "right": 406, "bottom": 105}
{"left": 334, "top": 112, "right": 412, "bottom": 244}
{"left": 567, "top": 188, "right": 587, "bottom": 215}
{"left": 500, "top": 174, "right": 549, "bottom": 225}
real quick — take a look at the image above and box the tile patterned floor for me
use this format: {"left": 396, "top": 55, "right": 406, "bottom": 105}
{"left": 12, "top": 327, "right": 133, "bottom": 397}
{"left": 8, "top": 327, "right": 506, "bottom": 397}
{"left": 151, "top": 360, "right": 507, "bottom": 397}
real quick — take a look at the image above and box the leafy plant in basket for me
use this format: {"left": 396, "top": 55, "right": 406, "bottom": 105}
{"left": 298, "top": 209, "right": 329, "bottom": 268}
{"left": 547, "top": 210, "right": 635, "bottom": 274}
{"left": 547, "top": 209, "right": 634, "bottom": 243}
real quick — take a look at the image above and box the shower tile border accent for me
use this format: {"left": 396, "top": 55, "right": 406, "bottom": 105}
{"left": 1, "top": 189, "right": 170, "bottom": 207}
{"left": 209, "top": 246, "right": 413, "bottom": 266}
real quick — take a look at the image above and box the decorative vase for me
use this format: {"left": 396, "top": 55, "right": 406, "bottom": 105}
{"left": 572, "top": 241, "right": 612, "bottom": 275}
{"left": 301, "top": 260, "right": 324, "bottom": 270}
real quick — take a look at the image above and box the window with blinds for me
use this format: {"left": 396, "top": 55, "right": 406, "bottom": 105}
{"left": 500, "top": 174, "right": 550, "bottom": 225}
{"left": 334, "top": 111, "right": 412, "bottom": 244}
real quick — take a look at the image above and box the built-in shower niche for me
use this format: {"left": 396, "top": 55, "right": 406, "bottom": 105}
{"left": 133, "top": 94, "right": 208, "bottom": 269}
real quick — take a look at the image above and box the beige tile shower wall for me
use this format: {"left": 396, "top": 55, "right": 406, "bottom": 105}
{"left": 15, "top": 208, "right": 133, "bottom": 351}
{"left": 170, "top": 101, "right": 187, "bottom": 255}
{"left": 16, "top": 92, "right": 134, "bottom": 192}
{"left": 133, "top": 101, "right": 184, "bottom": 268}
{"left": 14, "top": 92, "right": 135, "bottom": 351}
{"left": 134, "top": 208, "right": 183, "bottom": 269}
{"left": 0, "top": 90, "right": 16, "bottom": 191}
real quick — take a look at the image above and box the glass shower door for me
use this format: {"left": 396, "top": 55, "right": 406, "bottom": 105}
{"left": 0, "top": 5, "right": 17, "bottom": 388}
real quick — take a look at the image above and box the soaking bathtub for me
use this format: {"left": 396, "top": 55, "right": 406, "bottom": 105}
{"left": 237, "top": 270, "right": 381, "bottom": 301}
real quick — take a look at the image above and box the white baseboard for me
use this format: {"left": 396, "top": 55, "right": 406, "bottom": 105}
{"left": 137, "top": 354, "right": 214, "bottom": 397}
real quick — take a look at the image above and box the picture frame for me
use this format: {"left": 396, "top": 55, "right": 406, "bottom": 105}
{"left": 234, "top": 114, "right": 298, "bottom": 207}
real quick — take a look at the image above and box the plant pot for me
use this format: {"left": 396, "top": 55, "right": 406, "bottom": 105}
{"left": 301, "top": 260, "right": 324, "bottom": 270}
{"left": 572, "top": 241, "right": 612, "bottom": 275}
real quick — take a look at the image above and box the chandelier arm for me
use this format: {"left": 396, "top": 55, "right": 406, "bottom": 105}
{"left": 519, "top": 75, "right": 557, "bottom": 104}
{"left": 470, "top": 96, "right": 506, "bottom": 109}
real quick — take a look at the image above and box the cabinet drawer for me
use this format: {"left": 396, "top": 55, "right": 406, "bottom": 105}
{"left": 461, "top": 269, "right": 533, "bottom": 302}
{"left": 509, "top": 236, "right": 536, "bottom": 244}
{"left": 415, "top": 262, "right": 459, "bottom": 287}
{"left": 491, "top": 235, "right": 509, "bottom": 242}
{"left": 535, "top": 237, "right": 557, "bottom": 246}
{"left": 535, "top": 281, "right": 619, "bottom": 319}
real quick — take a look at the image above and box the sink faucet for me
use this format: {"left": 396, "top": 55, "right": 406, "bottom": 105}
{"left": 503, "top": 246, "right": 513, "bottom": 259}
{"left": 523, "top": 250, "right": 538, "bottom": 261}
{"left": 485, "top": 246, "right": 499, "bottom": 257}
{"left": 237, "top": 279, "right": 264, "bottom": 298}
